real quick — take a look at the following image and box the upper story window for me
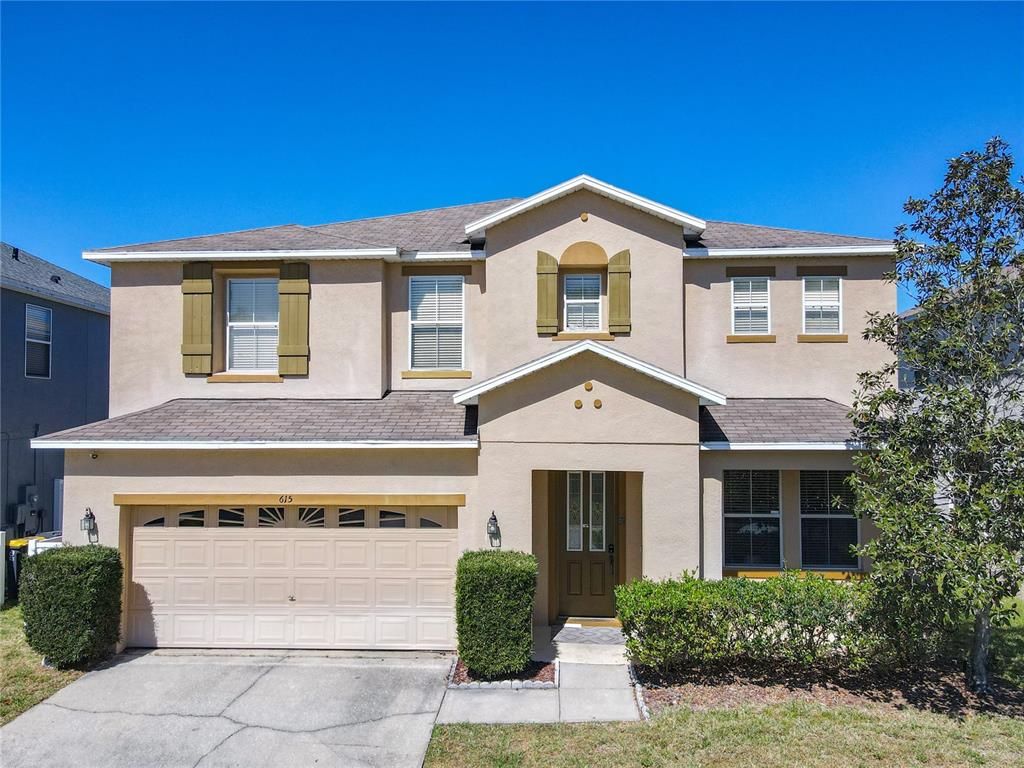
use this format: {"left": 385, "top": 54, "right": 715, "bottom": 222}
{"left": 803, "top": 277, "right": 842, "bottom": 334}
{"left": 25, "top": 304, "right": 52, "bottom": 379}
{"left": 563, "top": 273, "right": 601, "bottom": 331}
{"left": 227, "top": 278, "right": 279, "bottom": 372}
{"left": 800, "top": 470, "right": 858, "bottom": 569}
{"left": 731, "top": 278, "right": 771, "bottom": 334}
{"left": 723, "top": 469, "right": 781, "bottom": 568}
{"left": 410, "top": 276, "right": 464, "bottom": 369}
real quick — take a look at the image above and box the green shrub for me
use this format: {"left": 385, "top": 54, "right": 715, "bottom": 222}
{"left": 455, "top": 550, "right": 537, "bottom": 678}
{"left": 20, "top": 545, "right": 123, "bottom": 668}
{"left": 616, "top": 572, "right": 868, "bottom": 673}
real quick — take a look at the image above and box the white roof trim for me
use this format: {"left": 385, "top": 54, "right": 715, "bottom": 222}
{"left": 684, "top": 245, "right": 894, "bottom": 258}
{"left": 700, "top": 441, "right": 864, "bottom": 451}
{"left": 31, "top": 439, "right": 479, "bottom": 451}
{"left": 464, "top": 175, "right": 706, "bottom": 237}
{"left": 84, "top": 248, "right": 400, "bottom": 265}
{"left": 453, "top": 340, "right": 726, "bottom": 406}
{"left": 399, "top": 250, "right": 486, "bottom": 262}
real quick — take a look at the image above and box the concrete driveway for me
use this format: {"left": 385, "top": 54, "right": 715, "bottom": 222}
{"left": 1, "top": 649, "right": 451, "bottom": 768}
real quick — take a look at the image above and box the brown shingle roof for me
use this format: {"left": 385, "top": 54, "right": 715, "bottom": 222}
{"left": 35, "top": 393, "right": 478, "bottom": 445}
{"left": 699, "top": 399, "right": 855, "bottom": 444}
{"left": 693, "top": 221, "right": 889, "bottom": 250}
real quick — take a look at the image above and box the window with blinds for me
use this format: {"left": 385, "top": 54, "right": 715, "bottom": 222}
{"left": 227, "top": 278, "right": 279, "bottom": 372}
{"left": 723, "top": 469, "right": 781, "bottom": 567}
{"left": 409, "top": 276, "right": 464, "bottom": 369}
{"left": 800, "top": 470, "right": 858, "bottom": 569}
{"left": 731, "top": 278, "right": 771, "bottom": 334}
{"left": 25, "top": 304, "right": 52, "bottom": 378}
{"left": 564, "top": 273, "right": 601, "bottom": 331}
{"left": 803, "top": 277, "right": 842, "bottom": 334}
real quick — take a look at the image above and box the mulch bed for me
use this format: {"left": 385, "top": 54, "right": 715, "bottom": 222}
{"left": 452, "top": 658, "right": 556, "bottom": 684}
{"left": 637, "top": 662, "right": 1024, "bottom": 719}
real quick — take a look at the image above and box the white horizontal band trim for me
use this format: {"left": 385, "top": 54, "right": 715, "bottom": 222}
{"left": 454, "top": 339, "right": 726, "bottom": 406}
{"left": 700, "top": 441, "right": 865, "bottom": 451}
{"left": 465, "top": 174, "right": 706, "bottom": 236}
{"left": 402, "top": 250, "right": 486, "bottom": 261}
{"left": 84, "top": 248, "right": 491, "bottom": 265}
{"left": 31, "top": 439, "right": 479, "bottom": 451}
{"left": 684, "top": 245, "right": 894, "bottom": 258}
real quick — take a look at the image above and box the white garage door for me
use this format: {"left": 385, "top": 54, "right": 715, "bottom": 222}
{"left": 127, "top": 505, "right": 458, "bottom": 650}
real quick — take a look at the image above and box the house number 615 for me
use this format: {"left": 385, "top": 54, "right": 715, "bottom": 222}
{"left": 278, "top": 495, "right": 293, "bottom": 503}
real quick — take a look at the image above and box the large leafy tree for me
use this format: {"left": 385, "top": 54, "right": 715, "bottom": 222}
{"left": 850, "top": 138, "right": 1024, "bottom": 691}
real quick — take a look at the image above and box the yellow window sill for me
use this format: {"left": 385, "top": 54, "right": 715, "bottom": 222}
{"left": 401, "top": 370, "right": 473, "bottom": 379}
{"left": 797, "top": 334, "right": 848, "bottom": 343}
{"left": 553, "top": 332, "right": 615, "bottom": 341}
{"left": 723, "top": 569, "right": 864, "bottom": 580}
{"left": 726, "top": 334, "right": 776, "bottom": 344}
{"left": 206, "top": 373, "right": 284, "bottom": 383}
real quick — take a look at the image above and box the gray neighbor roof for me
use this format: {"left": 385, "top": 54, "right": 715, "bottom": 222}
{"left": 36, "top": 394, "right": 852, "bottom": 446}
{"left": 1, "top": 242, "right": 110, "bottom": 314}
{"left": 90, "top": 198, "right": 890, "bottom": 255}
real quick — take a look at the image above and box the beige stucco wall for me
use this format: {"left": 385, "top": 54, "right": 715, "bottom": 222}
{"left": 699, "top": 450, "right": 877, "bottom": 579}
{"left": 109, "top": 260, "right": 387, "bottom": 416}
{"left": 683, "top": 256, "right": 896, "bottom": 404}
{"left": 482, "top": 189, "right": 687, "bottom": 377}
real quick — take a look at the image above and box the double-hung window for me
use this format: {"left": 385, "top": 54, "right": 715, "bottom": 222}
{"left": 227, "top": 278, "right": 279, "bottom": 372}
{"left": 409, "top": 276, "right": 464, "bottom": 369}
{"left": 803, "top": 277, "right": 842, "bottom": 334}
{"left": 731, "top": 278, "right": 771, "bottom": 334}
{"left": 563, "top": 273, "right": 601, "bottom": 331}
{"left": 800, "top": 470, "right": 858, "bottom": 569}
{"left": 723, "top": 470, "right": 781, "bottom": 567}
{"left": 25, "top": 304, "right": 52, "bottom": 378}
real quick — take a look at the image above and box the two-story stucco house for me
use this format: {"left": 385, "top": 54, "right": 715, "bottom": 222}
{"left": 34, "top": 176, "right": 894, "bottom": 651}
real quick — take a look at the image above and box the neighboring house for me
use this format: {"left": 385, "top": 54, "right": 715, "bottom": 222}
{"left": 1, "top": 243, "right": 109, "bottom": 537}
{"left": 34, "top": 176, "right": 895, "bottom": 650}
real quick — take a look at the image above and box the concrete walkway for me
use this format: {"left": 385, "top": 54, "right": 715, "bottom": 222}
{"left": 436, "top": 662, "right": 639, "bottom": 724}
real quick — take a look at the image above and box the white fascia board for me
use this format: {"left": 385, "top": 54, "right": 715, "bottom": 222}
{"left": 700, "top": 441, "right": 865, "bottom": 451}
{"left": 31, "top": 439, "right": 479, "bottom": 450}
{"left": 684, "top": 245, "right": 895, "bottom": 258}
{"left": 453, "top": 339, "right": 726, "bottom": 406}
{"left": 464, "top": 175, "right": 706, "bottom": 237}
{"left": 83, "top": 248, "right": 400, "bottom": 265}
{"left": 398, "top": 250, "right": 487, "bottom": 262}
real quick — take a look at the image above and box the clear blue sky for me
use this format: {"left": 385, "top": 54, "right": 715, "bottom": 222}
{"left": 3, "top": 2, "right": 1022, "bottom": 310}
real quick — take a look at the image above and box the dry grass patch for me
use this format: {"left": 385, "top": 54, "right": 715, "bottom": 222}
{"left": 0, "top": 603, "right": 84, "bottom": 725}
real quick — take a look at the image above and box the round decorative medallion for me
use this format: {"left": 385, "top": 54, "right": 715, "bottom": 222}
{"left": 584, "top": 381, "right": 593, "bottom": 391}
{"left": 580, "top": 212, "right": 589, "bottom": 222}
{"left": 594, "top": 399, "right": 603, "bottom": 409}
{"left": 574, "top": 399, "right": 583, "bottom": 409}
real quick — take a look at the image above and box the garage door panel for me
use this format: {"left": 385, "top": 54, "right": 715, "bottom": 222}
{"left": 129, "top": 525, "right": 457, "bottom": 650}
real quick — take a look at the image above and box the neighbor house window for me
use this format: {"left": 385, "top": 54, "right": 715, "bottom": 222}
{"left": 563, "top": 273, "right": 601, "bottom": 331}
{"left": 803, "top": 277, "right": 842, "bottom": 334}
{"left": 25, "top": 304, "right": 52, "bottom": 378}
{"left": 723, "top": 470, "right": 781, "bottom": 567}
{"left": 731, "top": 278, "right": 771, "bottom": 334}
{"left": 800, "top": 470, "right": 858, "bottom": 569}
{"left": 409, "top": 276, "right": 464, "bottom": 369}
{"left": 227, "top": 278, "right": 279, "bottom": 372}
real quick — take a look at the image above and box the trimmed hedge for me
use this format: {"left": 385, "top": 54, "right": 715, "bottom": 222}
{"left": 455, "top": 550, "right": 537, "bottom": 678}
{"left": 616, "top": 572, "right": 868, "bottom": 672}
{"left": 20, "top": 545, "right": 123, "bottom": 668}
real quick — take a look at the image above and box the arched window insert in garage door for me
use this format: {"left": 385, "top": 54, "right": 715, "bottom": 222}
{"left": 132, "top": 506, "right": 457, "bottom": 528}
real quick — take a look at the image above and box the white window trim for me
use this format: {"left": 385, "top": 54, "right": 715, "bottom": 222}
{"left": 730, "top": 276, "right": 772, "bottom": 335}
{"left": 566, "top": 470, "right": 583, "bottom": 552}
{"left": 563, "top": 273, "right": 602, "bottom": 332}
{"left": 589, "top": 471, "right": 606, "bottom": 552}
{"left": 722, "top": 469, "right": 783, "bottom": 569}
{"left": 408, "top": 275, "right": 465, "bottom": 371}
{"left": 226, "top": 278, "right": 280, "bottom": 374}
{"left": 24, "top": 304, "right": 52, "bottom": 380}
{"left": 801, "top": 275, "right": 844, "bottom": 334}
{"left": 798, "top": 470, "right": 861, "bottom": 571}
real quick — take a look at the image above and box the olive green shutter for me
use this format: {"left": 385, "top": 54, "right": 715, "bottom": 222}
{"left": 278, "top": 263, "right": 310, "bottom": 375}
{"left": 536, "top": 251, "right": 558, "bottom": 334}
{"left": 181, "top": 262, "right": 213, "bottom": 374}
{"left": 608, "top": 249, "right": 631, "bottom": 334}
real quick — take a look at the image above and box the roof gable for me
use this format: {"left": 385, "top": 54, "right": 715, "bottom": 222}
{"left": 464, "top": 175, "right": 707, "bottom": 238}
{"left": 453, "top": 340, "right": 726, "bottom": 406}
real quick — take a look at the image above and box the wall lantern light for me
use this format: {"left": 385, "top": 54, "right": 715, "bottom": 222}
{"left": 487, "top": 512, "right": 501, "bottom": 548}
{"left": 81, "top": 508, "right": 96, "bottom": 532}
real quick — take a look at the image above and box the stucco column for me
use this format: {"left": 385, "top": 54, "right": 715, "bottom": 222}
{"left": 781, "top": 469, "right": 801, "bottom": 568}
{"left": 701, "top": 469, "right": 723, "bottom": 579}
{"left": 641, "top": 445, "right": 700, "bottom": 579}
{"left": 531, "top": 470, "right": 550, "bottom": 624}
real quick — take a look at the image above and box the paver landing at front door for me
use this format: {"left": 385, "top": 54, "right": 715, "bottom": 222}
{"left": 0, "top": 650, "right": 451, "bottom": 768}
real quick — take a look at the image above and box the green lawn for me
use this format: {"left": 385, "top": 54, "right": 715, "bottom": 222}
{"left": 0, "top": 603, "right": 83, "bottom": 725}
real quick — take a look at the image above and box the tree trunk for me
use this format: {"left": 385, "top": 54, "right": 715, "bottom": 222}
{"left": 970, "top": 605, "right": 992, "bottom": 693}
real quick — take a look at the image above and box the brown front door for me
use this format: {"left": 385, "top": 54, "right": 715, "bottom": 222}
{"left": 557, "top": 471, "right": 616, "bottom": 617}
